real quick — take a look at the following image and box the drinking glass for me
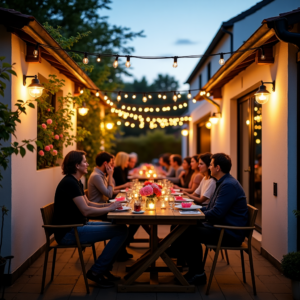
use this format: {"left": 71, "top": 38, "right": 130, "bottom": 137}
{"left": 126, "top": 191, "right": 132, "bottom": 203}
{"left": 169, "top": 196, "right": 175, "bottom": 210}
{"left": 134, "top": 201, "right": 142, "bottom": 212}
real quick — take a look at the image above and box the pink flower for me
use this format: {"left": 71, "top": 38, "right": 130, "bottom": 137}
{"left": 54, "top": 135, "right": 59, "bottom": 140}
{"left": 153, "top": 187, "right": 161, "bottom": 197}
{"left": 41, "top": 124, "right": 47, "bottom": 129}
{"left": 49, "top": 145, "right": 53, "bottom": 149}
{"left": 59, "top": 134, "right": 63, "bottom": 138}
{"left": 47, "top": 108, "right": 51, "bottom": 112}
{"left": 38, "top": 150, "right": 44, "bottom": 156}
{"left": 140, "top": 185, "right": 153, "bottom": 197}
{"left": 52, "top": 150, "right": 58, "bottom": 156}
{"left": 44, "top": 146, "right": 50, "bottom": 152}
{"left": 46, "top": 119, "right": 52, "bottom": 124}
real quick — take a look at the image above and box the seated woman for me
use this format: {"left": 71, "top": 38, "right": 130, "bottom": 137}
{"left": 158, "top": 153, "right": 174, "bottom": 177}
{"left": 113, "top": 152, "right": 130, "bottom": 187}
{"left": 183, "top": 153, "right": 216, "bottom": 205}
{"left": 178, "top": 157, "right": 194, "bottom": 188}
{"left": 173, "top": 155, "right": 203, "bottom": 193}
{"left": 53, "top": 150, "right": 128, "bottom": 287}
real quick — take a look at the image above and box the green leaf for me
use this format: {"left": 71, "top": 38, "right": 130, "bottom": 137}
{"left": 6, "top": 69, "right": 17, "bottom": 76}
{"left": 2, "top": 62, "right": 12, "bottom": 68}
{"left": 26, "top": 144, "right": 35, "bottom": 152}
{"left": 20, "top": 146, "right": 26, "bottom": 157}
{"left": 28, "top": 103, "right": 35, "bottom": 108}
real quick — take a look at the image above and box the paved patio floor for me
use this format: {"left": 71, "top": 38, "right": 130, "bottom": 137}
{"left": 3, "top": 226, "right": 292, "bottom": 300}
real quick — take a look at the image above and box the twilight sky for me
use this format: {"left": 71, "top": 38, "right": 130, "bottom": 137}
{"left": 105, "top": 0, "right": 259, "bottom": 89}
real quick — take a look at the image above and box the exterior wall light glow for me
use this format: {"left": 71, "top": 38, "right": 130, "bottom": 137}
{"left": 209, "top": 112, "right": 221, "bottom": 124}
{"left": 205, "top": 121, "right": 212, "bottom": 129}
{"left": 106, "top": 123, "right": 114, "bottom": 130}
{"left": 78, "top": 102, "right": 89, "bottom": 116}
{"left": 181, "top": 129, "right": 189, "bottom": 136}
{"left": 33, "top": 44, "right": 39, "bottom": 58}
{"left": 23, "top": 75, "right": 44, "bottom": 98}
{"left": 254, "top": 80, "right": 275, "bottom": 105}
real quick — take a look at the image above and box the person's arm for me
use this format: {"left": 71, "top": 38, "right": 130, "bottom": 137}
{"left": 166, "top": 167, "right": 175, "bottom": 178}
{"left": 180, "top": 174, "right": 203, "bottom": 193}
{"left": 73, "top": 195, "right": 122, "bottom": 217}
{"left": 179, "top": 171, "right": 185, "bottom": 187}
{"left": 114, "top": 182, "right": 132, "bottom": 190}
{"left": 204, "top": 183, "right": 238, "bottom": 222}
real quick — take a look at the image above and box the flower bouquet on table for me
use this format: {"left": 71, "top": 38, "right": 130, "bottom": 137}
{"left": 140, "top": 182, "right": 162, "bottom": 210}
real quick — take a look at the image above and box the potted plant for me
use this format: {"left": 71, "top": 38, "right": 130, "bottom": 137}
{"left": 0, "top": 206, "right": 8, "bottom": 284}
{"left": 282, "top": 251, "right": 300, "bottom": 300}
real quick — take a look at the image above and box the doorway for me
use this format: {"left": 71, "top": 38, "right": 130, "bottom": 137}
{"left": 196, "top": 117, "right": 211, "bottom": 154}
{"left": 238, "top": 93, "right": 262, "bottom": 232}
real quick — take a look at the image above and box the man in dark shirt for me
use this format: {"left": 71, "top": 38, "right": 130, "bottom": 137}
{"left": 175, "top": 153, "right": 248, "bottom": 285}
{"left": 53, "top": 150, "right": 128, "bottom": 288}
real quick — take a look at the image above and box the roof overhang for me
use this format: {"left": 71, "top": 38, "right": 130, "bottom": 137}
{"left": 0, "top": 8, "right": 109, "bottom": 107}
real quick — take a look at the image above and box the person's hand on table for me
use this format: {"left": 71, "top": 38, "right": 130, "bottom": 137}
{"left": 110, "top": 201, "right": 122, "bottom": 211}
{"left": 113, "top": 189, "right": 120, "bottom": 195}
{"left": 125, "top": 182, "right": 132, "bottom": 188}
{"left": 173, "top": 185, "right": 180, "bottom": 189}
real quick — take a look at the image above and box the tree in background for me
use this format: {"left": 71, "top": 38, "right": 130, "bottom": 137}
{"left": 114, "top": 130, "right": 181, "bottom": 164}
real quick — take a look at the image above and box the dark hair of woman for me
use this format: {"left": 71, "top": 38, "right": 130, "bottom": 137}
{"left": 191, "top": 155, "right": 199, "bottom": 163}
{"left": 62, "top": 150, "right": 86, "bottom": 175}
{"left": 199, "top": 152, "right": 212, "bottom": 176}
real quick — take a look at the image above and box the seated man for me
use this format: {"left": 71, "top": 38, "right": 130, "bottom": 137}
{"left": 127, "top": 152, "right": 138, "bottom": 175}
{"left": 53, "top": 150, "right": 128, "bottom": 287}
{"left": 88, "top": 151, "right": 115, "bottom": 203}
{"left": 166, "top": 154, "right": 184, "bottom": 184}
{"left": 176, "top": 153, "right": 248, "bottom": 285}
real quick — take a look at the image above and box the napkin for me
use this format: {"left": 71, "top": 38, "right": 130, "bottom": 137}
{"left": 170, "top": 188, "right": 175, "bottom": 193}
{"left": 179, "top": 211, "right": 201, "bottom": 214}
{"left": 175, "top": 196, "right": 184, "bottom": 201}
{"left": 181, "top": 202, "right": 192, "bottom": 208}
{"left": 115, "top": 197, "right": 125, "bottom": 201}
{"left": 125, "top": 188, "right": 129, "bottom": 192}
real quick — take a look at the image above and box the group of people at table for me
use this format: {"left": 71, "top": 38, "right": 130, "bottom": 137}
{"left": 53, "top": 150, "right": 248, "bottom": 288}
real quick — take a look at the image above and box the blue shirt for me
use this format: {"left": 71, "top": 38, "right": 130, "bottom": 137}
{"left": 201, "top": 173, "right": 248, "bottom": 243}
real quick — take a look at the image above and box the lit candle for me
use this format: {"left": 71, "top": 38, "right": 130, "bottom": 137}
{"left": 139, "top": 170, "right": 143, "bottom": 175}
{"left": 149, "top": 203, "right": 155, "bottom": 209}
{"left": 162, "top": 190, "right": 165, "bottom": 195}
{"left": 147, "top": 174, "right": 150, "bottom": 178}
{"left": 161, "top": 201, "right": 166, "bottom": 209}
{"left": 164, "top": 196, "right": 169, "bottom": 201}
{"left": 149, "top": 170, "right": 153, "bottom": 174}
{"left": 153, "top": 173, "right": 157, "bottom": 178}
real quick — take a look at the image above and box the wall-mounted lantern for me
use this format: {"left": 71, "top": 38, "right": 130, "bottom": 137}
{"left": 23, "top": 75, "right": 44, "bottom": 98}
{"left": 78, "top": 102, "right": 89, "bottom": 116}
{"left": 254, "top": 80, "right": 275, "bottom": 104}
{"left": 209, "top": 112, "right": 221, "bottom": 124}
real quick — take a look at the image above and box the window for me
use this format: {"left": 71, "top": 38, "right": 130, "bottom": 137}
{"left": 207, "top": 62, "right": 211, "bottom": 81}
{"left": 198, "top": 74, "right": 202, "bottom": 89}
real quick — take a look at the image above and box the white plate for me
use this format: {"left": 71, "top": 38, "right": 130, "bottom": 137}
{"left": 131, "top": 210, "right": 145, "bottom": 214}
{"left": 172, "top": 189, "right": 181, "bottom": 192}
{"left": 174, "top": 198, "right": 193, "bottom": 202}
{"left": 114, "top": 206, "right": 131, "bottom": 212}
{"left": 175, "top": 204, "right": 202, "bottom": 210}
{"left": 109, "top": 199, "right": 128, "bottom": 203}
{"left": 171, "top": 192, "right": 183, "bottom": 196}
{"left": 121, "top": 189, "right": 131, "bottom": 193}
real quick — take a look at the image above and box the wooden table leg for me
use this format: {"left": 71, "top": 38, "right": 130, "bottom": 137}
{"left": 150, "top": 225, "right": 158, "bottom": 285}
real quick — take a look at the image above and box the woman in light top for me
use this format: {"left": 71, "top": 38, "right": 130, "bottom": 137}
{"left": 183, "top": 152, "right": 216, "bottom": 205}
{"left": 174, "top": 155, "right": 203, "bottom": 193}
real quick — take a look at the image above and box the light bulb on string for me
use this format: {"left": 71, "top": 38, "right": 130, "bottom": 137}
{"left": 96, "top": 55, "right": 101, "bottom": 63}
{"left": 173, "top": 57, "right": 178, "bottom": 68}
{"left": 158, "top": 94, "right": 162, "bottom": 98}
{"left": 125, "top": 56, "right": 131, "bottom": 68}
{"left": 219, "top": 53, "right": 225, "bottom": 65}
{"left": 260, "top": 47, "right": 265, "bottom": 60}
{"left": 192, "top": 98, "right": 196, "bottom": 103}
{"left": 173, "top": 92, "right": 177, "bottom": 102}
{"left": 132, "top": 94, "right": 136, "bottom": 99}
{"left": 206, "top": 92, "right": 210, "bottom": 97}
{"left": 80, "top": 88, "right": 84, "bottom": 94}
{"left": 177, "top": 92, "right": 181, "bottom": 99}
{"left": 148, "top": 94, "right": 152, "bottom": 99}
{"left": 187, "top": 91, "right": 192, "bottom": 99}
{"left": 124, "top": 93, "right": 128, "bottom": 98}
{"left": 104, "top": 93, "right": 108, "bottom": 100}
{"left": 117, "top": 91, "right": 121, "bottom": 101}
{"left": 162, "top": 93, "right": 167, "bottom": 100}
{"left": 33, "top": 44, "right": 39, "bottom": 58}
{"left": 95, "top": 90, "right": 100, "bottom": 97}
{"left": 83, "top": 53, "right": 89, "bottom": 64}
{"left": 113, "top": 56, "right": 119, "bottom": 68}
{"left": 142, "top": 94, "right": 147, "bottom": 103}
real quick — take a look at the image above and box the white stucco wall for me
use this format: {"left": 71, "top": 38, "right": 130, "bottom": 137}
{"left": 189, "top": 40, "right": 297, "bottom": 262}
{"left": 8, "top": 34, "right": 77, "bottom": 272}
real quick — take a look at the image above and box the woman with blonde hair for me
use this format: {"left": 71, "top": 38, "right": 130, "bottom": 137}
{"left": 113, "top": 152, "right": 129, "bottom": 187}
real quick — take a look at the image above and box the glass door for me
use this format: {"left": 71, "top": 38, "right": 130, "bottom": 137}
{"left": 238, "top": 94, "right": 262, "bottom": 232}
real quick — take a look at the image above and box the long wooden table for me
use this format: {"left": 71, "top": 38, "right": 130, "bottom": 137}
{"left": 108, "top": 198, "right": 205, "bottom": 293}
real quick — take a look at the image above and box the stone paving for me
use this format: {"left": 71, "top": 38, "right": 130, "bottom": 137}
{"left": 2, "top": 226, "right": 292, "bottom": 300}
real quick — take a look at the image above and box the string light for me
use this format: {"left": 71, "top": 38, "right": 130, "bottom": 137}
{"left": 96, "top": 90, "right": 100, "bottom": 97}
{"left": 104, "top": 93, "right": 108, "bottom": 100}
{"left": 192, "top": 98, "right": 196, "bottom": 103}
{"left": 132, "top": 94, "right": 136, "bottom": 99}
{"left": 173, "top": 92, "right": 177, "bottom": 102}
{"left": 173, "top": 57, "right": 178, "bottom": 68}
{"left": 117, "top": 91, "right": 121, "bottom": 101}
{"left": 96, "top": 55, "right": 101, "bottom": 62}
{"left": 33, "top": 44, "right": 39, "bottom": 58}
{"left": 219, "top": 53, "right": 225, "bottom": 65}
{"left": 148, "top": 94, "right": 152, "bottom": 99}
{"left": 206, "top": 92, "right": 210, "bottom": 97}
{"left": 83, "top": 53, "right": 89, "bottom": 64}
{"left": 163, "top": 93, "right": 167, "bottom": 100}
{"left": 158, "top": 94, "right": 162, "bottom": 98}
{"left": 125, "top": 56, "right": 131, "bottom": 68}
{"left": 188, "top": 91, "right": 192, "bottom": 99}
{"left": 177, "top": 92, "right": 181, "bottom": 99}
{"left": 113, "top": 56, "right": 119, "bottom": 68}
{"left": 124, "top": 93, "right": 128, "bottom": 98}
{"left": 117, "top": 121, "right": 121, "bottom": 125}
{"left": 261, "top": 47, "right": 265, "bottom": 60}
{"left": 142, "top": 94, "right": 147, "bottom": 103}
{"left": 80, "top": 89, "right": 84, "bottom": 94}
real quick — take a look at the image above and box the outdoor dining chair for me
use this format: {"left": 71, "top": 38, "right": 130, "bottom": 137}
{"left": 203, "top": 204, "right": 258, "bottom": 295}
{"left": 40, "top": 203, "right": 97, "bottom": 294}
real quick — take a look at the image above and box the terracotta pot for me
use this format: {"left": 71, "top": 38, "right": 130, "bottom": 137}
{"left": 292, "top": 280, "right": 300, "bottom": 300}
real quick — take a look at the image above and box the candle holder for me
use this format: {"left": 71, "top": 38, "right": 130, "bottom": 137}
{"left": 145, "top": 197, "right": 156, "bottom": 211}
{"left": 161, "top": 200, "right": 166, "bottom": 209}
